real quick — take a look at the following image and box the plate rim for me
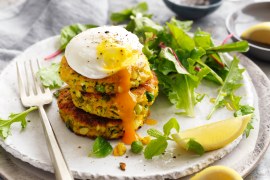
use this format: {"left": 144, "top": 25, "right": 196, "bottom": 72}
{"left": 235, "top": 54, "right": 270, "bottom": 177}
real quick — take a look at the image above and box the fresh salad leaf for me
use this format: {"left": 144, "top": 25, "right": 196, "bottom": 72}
{"left": 159, "top": 47, "right": 189, "bottom": 75}
{"left": 207, "top": 57, "right": 245, "bottom": 119}
{"left": 59, "top": 23, "right": 97, "bottom": 51}
{"left": 244, "top": 122, "right": 254, "bottom": 138}
{"left": 168, "top": 75, "right": 196, "bottom": 117}
{"left": 147, "top": 128, "right": 164, "bottom": 139}
{"left": 186, "top": 139, "right": 205, "bottom": 156}
{"left": 234, "top": 105, "right": 255, "bottom": 137}
{"left": 163, "top": 118, "right": 180, "bottom": 136}
{"left": 110, "top": 2, "right": 152, "bottom": 24}
{"left": 167, "top": 22, "right": 195, "bottom": 52}
{"left": 145, "top": 118, "right": 180, "bottom": 159}
{"left": 234, "top": 105, "right": 255, "bottom": 117}
{"left": 126, "top": 14, "right": 163, "bottom": 38}
{"left": 194, "top": 29, "right": 214, "bottom": 49}
{"left": 0, "top": 107, "right": 37, "bottom": 139}
{"left": 144, "top": 136, "right": 168, "bottom": 159}
{"left": 169, "top": 17, "right": 193, "bottom": 32}
{"left": 89, "top": 136, "right": 113, "bottom": 158}
{"left": 37, "top": 63, "right": 64, "bottom": 89}
{"left": 206, "top": 41, "right": 249, "bottom": 54}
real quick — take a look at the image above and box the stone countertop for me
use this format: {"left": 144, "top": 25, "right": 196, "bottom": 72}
{"left": 1, "top": 0, "right": 270, "bottom": 179}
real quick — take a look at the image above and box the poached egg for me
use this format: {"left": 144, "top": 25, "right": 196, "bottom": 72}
{"left": 65, "top": 26, "right": 144, "bottom": 79}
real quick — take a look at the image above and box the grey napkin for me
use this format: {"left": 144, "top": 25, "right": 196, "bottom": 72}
{"left": 0, "top": 0, "right": 173, "bottom": 70}
{"left": 0, "top": 0, "right": 109, "bottom": 67}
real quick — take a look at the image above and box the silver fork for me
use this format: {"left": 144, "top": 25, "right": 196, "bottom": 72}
{"left": 16, "top": 59, "right": 73, "bottom": 180}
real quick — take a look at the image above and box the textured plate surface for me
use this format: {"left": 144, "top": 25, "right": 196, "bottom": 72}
{"left": 0, "top": 36, "right": 259, "bottom": 179}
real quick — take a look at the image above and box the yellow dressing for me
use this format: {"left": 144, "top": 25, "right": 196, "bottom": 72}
{"left": 145, "top": 119, "right": 158, "bottom": 125}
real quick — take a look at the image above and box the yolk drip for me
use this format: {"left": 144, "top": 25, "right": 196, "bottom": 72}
{"left": 115, "top": 68, "right": 137, "bottom": 144}
{"left": 96, "top": 39, "right": 138, "bottom": 73}
{"left": 145, "top": 119, "right": 158, "bottom": 125}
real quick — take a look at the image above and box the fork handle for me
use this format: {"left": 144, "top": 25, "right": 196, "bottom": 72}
{"left": 38, "top": 105, "right": 73, "bottom": 180}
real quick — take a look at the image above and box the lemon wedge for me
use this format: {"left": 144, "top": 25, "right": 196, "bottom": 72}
{"left": 172, "top": 115, "right": 252, "bottom": 151}
{"left": 190, "top": 166, "right": 243, "bottom": 180}
{"left": 241, "top": 22, "right": 270, "bottom": 46}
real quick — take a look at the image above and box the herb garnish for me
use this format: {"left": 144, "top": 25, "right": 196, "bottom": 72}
{"left": 0, "top": 107, "right": 37, "bottom": 139}
{"left": 37, "top": 63, "right": 64, "bottom": 89}
{"left": 144, "top": 118, "right": 204, "bottom": 159}
{"left": 89, "top": 136, "right": 113, "bottom": 158}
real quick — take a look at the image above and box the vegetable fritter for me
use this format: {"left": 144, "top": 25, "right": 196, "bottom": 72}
{"left": 57, "top": 88, "right": 147, "bottom": 139}
{"left": 70, "top": 73, "right": 158, "bottom": 119}
{"left": 59, "top": 56, "right": 152, "bottom": 94}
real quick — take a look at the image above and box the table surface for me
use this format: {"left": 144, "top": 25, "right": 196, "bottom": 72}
{"left": 1, "top": 0, "right": 270, "bottom": 179}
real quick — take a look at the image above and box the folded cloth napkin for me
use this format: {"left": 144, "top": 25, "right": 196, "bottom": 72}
{"left": 0, "top": 0, "right": 174, "bottom": 68}
{"left": 0, "top": 0, "right": 109, "bottom": 66}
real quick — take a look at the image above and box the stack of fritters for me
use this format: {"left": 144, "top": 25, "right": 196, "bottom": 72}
{"left": 57, "top": 56, "right": 158, "bottom": 139}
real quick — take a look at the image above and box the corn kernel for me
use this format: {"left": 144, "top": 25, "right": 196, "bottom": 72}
{"left": 140, "top": 136, "right": 151, "bottom": 145}
{"left": 113, "top": 143, "right": 126, "bottom": 156}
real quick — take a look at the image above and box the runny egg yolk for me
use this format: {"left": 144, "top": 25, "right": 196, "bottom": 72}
{"left": 115, "top": 68, "right": 137, "bottom": 144}
{"left": 96, "top": 38, "right": 139, "bottom": 74}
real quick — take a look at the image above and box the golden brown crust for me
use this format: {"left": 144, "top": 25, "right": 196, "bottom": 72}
{"left": 59, "top": 56, "right": 152, "bottom": 94}
{"left": 57, "top": 88, "right": 146, "bottom": 139}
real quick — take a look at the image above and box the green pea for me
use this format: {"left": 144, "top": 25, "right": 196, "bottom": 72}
{"left": 131, "top": 141, "right": 143, "bottom": 154}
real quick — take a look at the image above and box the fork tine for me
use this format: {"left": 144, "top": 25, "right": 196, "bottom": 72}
{"left": 16, "top": 61, "right": 26, "bottom": 98}
{"left": 30, "top": 59, "right": 42, "bottom": 94}
{"left": 24, "top": 60, "right": 35, "bottom": 96}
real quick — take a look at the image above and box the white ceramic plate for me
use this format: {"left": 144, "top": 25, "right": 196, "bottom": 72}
{"left": 0, "top": 36, "right": 260, "bottom": 179}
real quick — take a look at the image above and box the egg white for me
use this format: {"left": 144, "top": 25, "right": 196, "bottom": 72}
{"left": 65, "top": 26, "right": 143, "bottom": 79}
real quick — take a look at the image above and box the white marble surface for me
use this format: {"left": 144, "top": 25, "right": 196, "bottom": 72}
{"left": 0, "top": 0, "right": 270, "bottom": 179}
